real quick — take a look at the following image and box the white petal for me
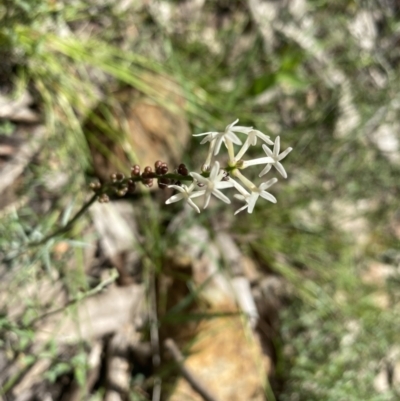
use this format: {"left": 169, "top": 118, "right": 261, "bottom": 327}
{"left": 200, "top": 135, "right": 213, "bottom": 144}
{"left": 203, "top": 192, "right": 212, "bottom": 209}
{"left": 274, "top": 136, "right": 280, "bottom": 157}
{"left": 215, "top": 180, "right": 234, "bottom": 189}
{"left": 167, "top": 185, "right": 186, "bottom": 192}
{"left": 209, "top": 161, "right": 220, "bottom": 180}
{"left": 247, "top": 193, "right": 259, "bottom": 213}
{"left": 186, "top": 183, "right": 195, "bottom": 192}
{"left": 259, "top": 178, "right": 278, "bottom": 190}
{"left": 193, "top": 131, "right": 217, "bottom": 137}
{"left": 225, "top": 119, "right": 239, "bottom": 131}
{"left": 226, "top": 132, "right": 242, "bottom": 145}
{"left": 231, "top": 180, "right": 250, "bottom": 197}
{"left": 255, "top": 130, "right": 274, "bottom": 145}
{"left": 190, "top": 172, "right": 208, "bottom": 184}
{"left": 234, "top": 194, "right": 247, "bottom": 201}
{"left": 274, "top": 162, "right": 287, "bottom": 179}
{"left": 260, "top": 191, "right": 277, "bottom": 203}
{"left": 213, "top": 136, "right": 224, "bottom": 155}
{"left": 278, "top": 147, "right": 293, "bottom": 161}
{"left": 216, "top": 171, "right": 226, "bottom": 183}
{"left": 234, "top": 204, "right": 249, "bottom": 215}
{"left": 189, "top": 190, "right": 206, "bottom": 198}
{"left": 242, "top": 157, "right": 274, "bottom": 168}
{"left": 249, "top": 133, "right": 257, "bottom": 146}
{"left": 165, "top": 193, "right": 184, "bottom": 204}
{"left": 230, "top": 126, "right": 253, "bottom": 133}
{"left": 212, "top": 189, "right": 231, "bottom": 204}
{"left": 187, "top": 198, "right": 201, "bottom": 213}
{"left": 259, "top": 164, "right": 272, "bottom": 177}
{"left": 262, "top": 144, "right": 274, "bottom": 158}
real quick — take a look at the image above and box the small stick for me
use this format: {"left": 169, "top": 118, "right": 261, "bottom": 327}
{"left": 164, "top": 338, "right": 220, "bottom": 401}
{"left": 149, "top": 269, "right": 162, "bottom": 401}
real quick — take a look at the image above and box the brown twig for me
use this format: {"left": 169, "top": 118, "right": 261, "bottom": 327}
{"left": 164, "top": 338, "right": 220, "bottom": 401}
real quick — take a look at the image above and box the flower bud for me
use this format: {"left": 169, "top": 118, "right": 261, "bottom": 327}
{"left": 127, "top": 179, "right": 136, "bottom": 193}
{"left": 144, "top": 178, "right": 153, "bottom": 188}
{"left": 98, "top": 194, "right": 110, "bottom": 203}
{"left": 117, "top": 188, "right": 127, "bottom": 197}
{"left": 131, "top": 165, "right": 140, "bottom": 176}
{"left": 201, "top": 164, "right": 210, "bottom": 173}
{"left": 155, "top": 162, "right": 166, "bottom": 175}
{"left": 115, "top": 172, "right": 125, "bottom": 181}
{"left": 89, "top": 181, "right": 101, "bottom": 191}
{"left": 160, "top": 164, "right": 168, "bottom": 175}
{"left": 178, "top": 163, "right": 188, "bottom": 176}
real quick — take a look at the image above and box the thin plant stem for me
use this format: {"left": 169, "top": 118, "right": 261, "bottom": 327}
{"left": 29, "top": 193, "right": 98, "bottom": 247}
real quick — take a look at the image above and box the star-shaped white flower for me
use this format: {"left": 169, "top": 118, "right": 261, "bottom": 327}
{"left": 165, "top": 183, "right": 205, "bottom": 213}
{"left": 193, "top": 119, "right": 252, "bottom": 156}
{"left": 235, "top": 129, "right": 274, "bottom": 161}
{"left": 233, "top": 178, "right": 278, "bottom": 214}
{"left": 259, "top": 136, "right": 293, "bottom": 179}
{"left": 190, "top": 161, "right": 233, "bottom": 209}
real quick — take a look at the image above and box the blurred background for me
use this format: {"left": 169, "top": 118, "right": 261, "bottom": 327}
{"left": 1, "top": 1, "right": 400, "bottom": 400}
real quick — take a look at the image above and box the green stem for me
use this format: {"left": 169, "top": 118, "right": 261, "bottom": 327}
{"left": 29, "top": 193, "right": 98, "bottom": 248}
{"left": 27, "top": 268, "right": 119, "bottom": 327}
{"left": 27, "top": 169, "right": 220, "bottom": 250}
{"left": 127, "top": 172, "right": 195, "bottom": 182}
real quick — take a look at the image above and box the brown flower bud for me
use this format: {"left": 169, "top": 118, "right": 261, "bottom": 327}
{"left": 127, "top": 179, "right": 136, "bottom": 193}
{"left": 178, "top": 163, "right": 188, "bottom": 176}
{"left": 116, "top": 172, "right": 125, "bottom": 181}
{"left": 117, "top": 188, "right": 127, "bottom": 197}
{"left": 98, "top": 194, "right": 110, "bottom": 203}
{"left": 131, "top": 165, "right": 140, "bottom": 176}
{"left": 144, "top": 179, "right": 153, "bottom": 188}
{"left": 154, "top": 160, "right": 162, "bottom": 169}
{"left": 142, "top": 171, "right": 156, "bottom": 179}
{"left": 89, "top": 181, "right": 101, "bottom": 191}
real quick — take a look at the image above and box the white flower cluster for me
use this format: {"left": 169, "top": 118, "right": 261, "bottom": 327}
{"left": 165, "top": 119, "right": 293, "bottom": 214}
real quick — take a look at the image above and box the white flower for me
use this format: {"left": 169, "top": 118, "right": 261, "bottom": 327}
{"left": 190, "top": 161, "right": 233, "bottom": 209}
{"left": 235, "top": 129, "right": 274, "bottom": 161}
{"left": 233, "top": 178, "right": 278, "bottom": 214}
{"left": 165, "top": 183, "right": 205, "bottom": 213}
{"left": 259, "top": 136, "right": 293, "bottom": 179}
{"left": 193, "top": 119, "right": 252, "bottom": 156}
{"left": 239, "top": 156, "right": 275, "bottom": 169}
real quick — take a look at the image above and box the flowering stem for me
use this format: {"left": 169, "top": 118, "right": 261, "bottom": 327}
{"left": 133, "top": 173, "right": 194, "bottom": 182}
{"left": 233, "top": 170, "right": 256, "bottom": 191}
{"left": 202, "top": 139, "right": 216, "bottom": 171}
{"left": 225, "top": 139, "right": 235, "bottom": 163}
{"left": 29, "top": 193, "right": 99, "bottom": 247}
